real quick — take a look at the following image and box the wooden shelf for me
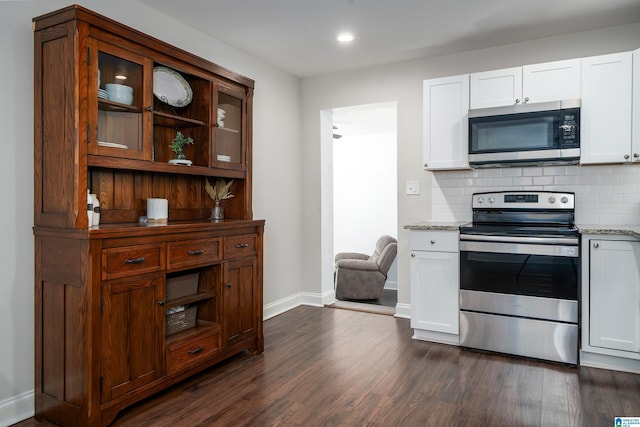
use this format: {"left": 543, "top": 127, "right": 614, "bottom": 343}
{"left": 88, "top": 154, "right": 246, "bottom": 179}
{"left": 166, "top": 290, "right": 215, "bottom": 309}
{"left": 154, "top": 111, "right": 207, "bottom": 128}
{"left": 98, "top": 99, "right": 141, "bottom": 113}
{"left": 165, "top": 320, "right": 219, "bottom": 345}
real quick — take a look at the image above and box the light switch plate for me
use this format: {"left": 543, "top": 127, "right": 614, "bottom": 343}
{"left": 406, "top": 180, "right": 420, "bottom": 195}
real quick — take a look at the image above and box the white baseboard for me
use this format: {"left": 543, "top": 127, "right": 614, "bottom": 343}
{"left": 580, "top": 351, "right": 640, "bottom": 374}
{"left": 263, "top": 290, "right": 334, "bottom": 320}
{"left": 394, "top": 303, "right": 411, "bottom": 319}
{"left": 0, "top": 390, "right": 34, "bottom": 427}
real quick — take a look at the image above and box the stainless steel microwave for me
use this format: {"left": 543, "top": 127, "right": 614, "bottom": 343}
{"left": 468, "top": 99, "right": 580, "bottom": 168}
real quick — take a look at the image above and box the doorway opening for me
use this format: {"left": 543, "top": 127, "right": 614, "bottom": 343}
{"left": 329, "top": 102, "right": 398, "bottom": 314}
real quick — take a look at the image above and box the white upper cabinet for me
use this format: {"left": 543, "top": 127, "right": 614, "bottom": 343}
{"left": 469, "top": 59, "right": 580, "bottom": 109}
{"left": 633, "top": 48, "right": 640, "bottom": 159}
{"left": 580, "top": 51, "right": 634, "bottom": 164}
{"left": 423, "top": 74, "right": 470, "bottom": 170}
{"left": 469, "top": 66, "right": 522, "bottom": 109}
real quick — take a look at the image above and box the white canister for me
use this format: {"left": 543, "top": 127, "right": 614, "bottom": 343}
{"left": 147, "top": 198, "right": 168, "bottom": 224}
{"left": 87, "top": 190, "right": 94, "bottom": 226}
{"left": 90, "top": 193, "right": 100, "bottom": 226}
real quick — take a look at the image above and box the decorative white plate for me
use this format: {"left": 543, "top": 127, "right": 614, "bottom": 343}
{"left": 153, "top": 66, "right": 193, "bottom": 107}
{"left": 98, "top": 141, "right": 128, "bottom": 149}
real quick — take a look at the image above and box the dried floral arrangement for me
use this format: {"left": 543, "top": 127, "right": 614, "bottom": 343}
{"left": 205, "top": 178, "right": 234, "bottom": 204}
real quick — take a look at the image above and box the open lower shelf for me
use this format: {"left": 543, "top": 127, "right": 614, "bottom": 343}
{"left": 166, "top": 290, "right": 215, "bottom": 309}
{"left": 166, "top": 320, "right": 219, "bottom": 345}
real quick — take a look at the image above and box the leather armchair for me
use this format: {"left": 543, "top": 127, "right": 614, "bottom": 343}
{"left": 334, "top": 235, "right": 398, "bottom": 300}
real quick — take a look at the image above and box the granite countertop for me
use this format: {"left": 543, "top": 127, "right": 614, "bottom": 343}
{"left": 576, "top": 224, "right": 640, "bottom": 239}
{"left": 403, "top": 221, "right": 470, "bottom": 231}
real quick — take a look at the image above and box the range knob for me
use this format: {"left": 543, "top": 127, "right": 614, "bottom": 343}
{"left": 477, "top": 197, "right": 484, "bottom": 204}
{"left": 560, "top": 196, "right": 569, "bottom": 204}
{"left": 488, "top": 196, "right": 495, "bottom": 204}
{"left": 548, "top": 196, "right": 556, "bottom": 204}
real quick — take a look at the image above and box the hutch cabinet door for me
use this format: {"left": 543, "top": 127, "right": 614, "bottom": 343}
{"left": 100, "top": 274, "right": 164, "bottom": 402}
{"left": 212, "top": 82, "right": 247, "bottom": 171}
{"left": 88, "top": 38, "right": 153, "bottom": 161}
{"left": 221, "top": 257, "right": 258, "bottom": 347}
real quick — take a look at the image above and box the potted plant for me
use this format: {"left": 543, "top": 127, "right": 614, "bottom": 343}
{"left": 168, "top": 131, "right": 194, "bottom": 165}
{"left": 205, "top": 178, "right": 234, "bottom": 221}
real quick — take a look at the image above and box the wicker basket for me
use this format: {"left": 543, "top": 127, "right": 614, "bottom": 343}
{"left": 166, "top": 273, "right": 199, "bottom": 300}
{"left": 166, "top": 306, "right": 197, "bottom": 335}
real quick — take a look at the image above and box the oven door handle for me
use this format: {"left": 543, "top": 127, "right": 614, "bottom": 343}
{"left": 460, "top": 234, "right": 578, "bottom": 245}
{"left": 460, "top": 240, "right": 579, "bottom": 257}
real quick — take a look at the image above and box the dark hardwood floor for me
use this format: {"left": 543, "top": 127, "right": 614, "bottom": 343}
{"left": 16, "top": 305, "right": 640, "bottom": 426}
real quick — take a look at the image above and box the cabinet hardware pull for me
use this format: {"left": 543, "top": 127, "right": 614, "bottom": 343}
{"left": 430, "top": 240, "right": 435, "bottom": 244}
{"left": 411, "top": 253, "right": 415, "bottom": 257}
{"left": 524, "top": 97, "right": 529, "bottom": 103}
{"left": 188, "top": 346, "right": 204, "bottom": 355}
{"left": 634, "top": 153, "right": 639, "bottom": 158}
{"left": 188, "top": 249, "right": 204, "bottom": 255}
{"left": 593, "top": 243, "right": 599, "bottom": 248}
{"left": 214, "top": 122, "right": 220, "bottom": 127}
{"left": 515, "top": 98, "right": 521, "bottom": 104}
{"left": 145, "top": 106, "right": 153, "bottom": 112}
{"left": 624, "top": 154, "right": 630, "bottom": 160}
{"left": 235, "top": 243, "right": 249, "bottom": 248}
{"left": 124, "top": 257, "right": 145, "bottom": 264}
{"left": 225, "top": 282, "right": 232, "bottom": 288}
{"left": 158, "top": 300, "right": 165, "bottom": 306}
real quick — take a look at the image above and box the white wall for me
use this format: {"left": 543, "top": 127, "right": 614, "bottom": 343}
{"left": 0, "top": 1, "right": 302, "bottom": 424}
{"left": 333, "top": 134, "right": 398, "bottom": 255}
{"left": 300, "top": 23, "right": 640, "bottom": 313}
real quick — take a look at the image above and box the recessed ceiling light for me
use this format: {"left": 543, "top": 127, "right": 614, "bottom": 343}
{"left": 337, "top": 32, "right": 354, "bottom": 43}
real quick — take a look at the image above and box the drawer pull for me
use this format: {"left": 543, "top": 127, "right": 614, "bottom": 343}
{"left": 430, "top": 240, "right": 435, "bottom": 244}
{"left": 235, "top": 243, "right": 249, "bottom": 248}
{"left": 188, "top": 346, "right": 204, "bottom": 355}
{"left": 187, "top": 249, "right": 205, "bottom": 256}
{"left": 124, "top": 257, "right": 145, "bottom": 264}
{"left": 225, "top": 282, "right": 232, "bottom": 288}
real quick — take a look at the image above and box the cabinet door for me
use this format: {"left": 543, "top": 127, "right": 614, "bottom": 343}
{"left": 212, "top": 82, "right": 247, "bottom": 171}
{"left": 88, "top": 38, "right": 153, "bottom": 160}
{"left": 580, "top": 52, "right": 633, "bottom": 164}
{"left": 632, "top": 49, "right": 640, "bottom": 161}
{"left": 101, "top": 274, "right": 163, "bottom": 402}
{"left": 589, "top": 240, "right": 640, "bottom": 353}
{"left": 423, "top": 75, "right": 469, "bottom": 170}
{"left": 410, "top": 250, "right": 459, "bottom": 334}
{"left": 522, "top": 59, "right": 581, "bottom": 104}
{"left": 221, "top": 257, "right": 258, "bottom": 347}
{"left": 470, "top": 67, "right": 522, "bottom": 109}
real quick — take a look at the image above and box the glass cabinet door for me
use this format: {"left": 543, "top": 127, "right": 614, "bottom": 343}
{"left": 88, "top": 38, "right": 153, "bottom": 160}
{"left": 212, "top": 82, "right": 246, "bottom": 171}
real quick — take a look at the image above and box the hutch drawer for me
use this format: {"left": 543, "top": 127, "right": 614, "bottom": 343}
{"left": 167, "top": 237, "right": 223, "bottom": 271}
{"left": 224, "top": 234, "right": 257, "bottom": 258}
{"left": 102, "top": 243, "right": 165, "bottom": 280}
{"left": 166, "top": 329, "right": 220, "bottom": 375}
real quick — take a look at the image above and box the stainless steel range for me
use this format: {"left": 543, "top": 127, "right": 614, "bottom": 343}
{"left": 459, "top": 191, "right": 580, "bottom": 364}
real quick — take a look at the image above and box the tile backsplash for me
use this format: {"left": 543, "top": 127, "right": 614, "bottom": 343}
{"left": 431, "top": 164, "right": 640, "bottom": 225}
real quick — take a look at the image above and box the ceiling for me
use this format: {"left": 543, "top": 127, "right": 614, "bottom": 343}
{"left": 138, "top": 0, "right": 640, "bottom": 78}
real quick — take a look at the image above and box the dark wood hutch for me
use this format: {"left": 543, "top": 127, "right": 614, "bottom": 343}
{"left": 33, "top": 5, "right": 264, "bottom": 426}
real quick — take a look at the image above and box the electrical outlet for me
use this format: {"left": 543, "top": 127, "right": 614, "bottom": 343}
{"left": 406, "top": 181, "right": 420, "bottom": 195}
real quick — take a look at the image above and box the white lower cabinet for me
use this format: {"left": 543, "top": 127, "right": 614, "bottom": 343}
{"left": 581, "top": 234, "right": 640, "bottom": 372}
{"left": 410, "top": 230, "right": 459, "bottom": 344}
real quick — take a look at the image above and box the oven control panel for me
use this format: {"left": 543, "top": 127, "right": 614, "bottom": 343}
{"left": 472, "top": 191, "right": 574, "bottom": 209}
